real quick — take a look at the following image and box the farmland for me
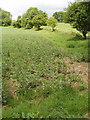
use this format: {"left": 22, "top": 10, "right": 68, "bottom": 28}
{"left": 2, "top": 23, "right": 88, "bottom": 118}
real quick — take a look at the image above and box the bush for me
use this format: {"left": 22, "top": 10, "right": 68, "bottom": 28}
{"left": 32, "top": 14, "right": 47, "bottom": 30}
{"left": 47, "top": 17, "right": 57, "bottom": 31}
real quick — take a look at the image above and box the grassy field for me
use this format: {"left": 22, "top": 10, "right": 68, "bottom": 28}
{"left": 2, "top": 23, "right": 88, "bottom": 118}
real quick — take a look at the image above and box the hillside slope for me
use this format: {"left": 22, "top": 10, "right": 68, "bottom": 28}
{"left": 2, "top": 24, "right": 88, "bottom": 118}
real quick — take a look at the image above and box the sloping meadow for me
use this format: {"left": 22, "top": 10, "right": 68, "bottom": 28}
{"left": 2, "top": 28, "right": 88, "bottom": 118}
{"left": 2, "top": 27, "right": 67, "bottom": 102}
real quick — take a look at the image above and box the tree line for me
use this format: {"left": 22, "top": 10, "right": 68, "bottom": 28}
{"left": 12, "top": 7, "right": 59, "bottom": 31}
{"left": 0, "top": 8, "right": 12, "bottom": 26}
{"left": 0, "top": 7, "right": 58, "bottom": 31}
{"left": 0, "top": 1, "right": 90, "bottom": 38}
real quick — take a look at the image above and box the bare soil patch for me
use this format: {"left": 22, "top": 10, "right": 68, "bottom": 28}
{"left": 62, "top": 57, "right": 88, "bottom": 87}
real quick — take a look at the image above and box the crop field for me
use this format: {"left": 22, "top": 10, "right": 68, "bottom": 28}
{"left": 2, "top": 23, "right": 88, "bottom": 118}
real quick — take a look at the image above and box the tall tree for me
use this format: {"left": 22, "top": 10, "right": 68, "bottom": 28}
{"left": 0, "top": 8, "right": 12, "bottom": 26}
{"left": 66, "top": 1, "right": 90, "bottom": 39}
{"left": 21, "top": 7, "right": 47, "bottom": 29}
{"left": 53, "top": 11, "right": 66, "bottom": 22}
{"left": 47, "top": 17, "right": 57, "bottom": 31}
{"left": 32, "top": 14, "right": 47, "bottom": 30}
{"left": 12, "top": 16, "right": 22, "bottom": 28}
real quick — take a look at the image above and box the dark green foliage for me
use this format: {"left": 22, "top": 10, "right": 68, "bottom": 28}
{"left": 0, "top": 8, "right": 12, "bottom": 26}
{"left": 12, "top": 16, "right": 22, "bottom": 28}
{"left": 66, "top": 2, "right": 90, "bottom": 39}
{"left": 16, "top": 16, "right": 22, "bottom": 28}
{"left": 25, "top": 20, "right": 33, "bottom": 29}
{"left": 12, "top": 20, "right": 17, "bottom": 27}
{"left": 53, "top": 11, "right": 66, "bottom": 22}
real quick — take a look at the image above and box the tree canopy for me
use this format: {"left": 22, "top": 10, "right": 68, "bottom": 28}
{"left": 0, "top": 8, "right": 12, "bottom": 26}
{"left": 32, "top": 14, "right": 47, "bottom": 30}
{"left": 21, "top": 7, "right": 47, "bottom": 29}
{"left": 53, "top": 11, "right": 66, "bottom": 22}
{"left": 47, "top": 17, "right": 57, "bottom": 31}
{"left": 12, "top": 16, "right": 22, "bottom": 28}
{"left": 66, "top": 1, "right": 90, "bottom": 39}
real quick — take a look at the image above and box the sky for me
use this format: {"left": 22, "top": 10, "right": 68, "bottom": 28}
{"left": 0, "top": 0, "right": 75, "bottom": 20}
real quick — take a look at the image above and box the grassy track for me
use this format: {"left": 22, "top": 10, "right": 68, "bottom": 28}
{"left": 2, "top": 23, "right": 88, "bottom": 118}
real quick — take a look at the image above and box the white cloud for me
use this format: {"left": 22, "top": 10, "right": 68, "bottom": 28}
{"left": 0, "top": 0, "right": 75, "bottom": 20}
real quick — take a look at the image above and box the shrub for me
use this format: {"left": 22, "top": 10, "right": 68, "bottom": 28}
{"left": 47, "top": 17, "right": 57, "bottom": 31}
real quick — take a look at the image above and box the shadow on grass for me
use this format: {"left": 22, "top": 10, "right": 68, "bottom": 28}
{"left": 67, "top": 36, "right": 85, "bottom": 41}
{"left": 67, "top": 33, "right": 89, "bottom": 41}
{"left": 35, "top": 28, "right": 43, "bottom": 31}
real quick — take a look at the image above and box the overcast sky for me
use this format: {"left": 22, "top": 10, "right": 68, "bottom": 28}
{"left": 0, "top": 0, "right": 75, "bottom": 20}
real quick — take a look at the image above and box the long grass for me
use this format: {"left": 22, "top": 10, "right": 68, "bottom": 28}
{"left": 2, "top": 23, "right": 88, "bottom": 118}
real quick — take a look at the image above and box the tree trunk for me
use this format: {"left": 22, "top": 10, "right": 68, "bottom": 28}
{"left": 52, "top": 28, "right": 55, "bottom": 32}
{"left": 82, "top": 31, "right": 87, "bottom": 39}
